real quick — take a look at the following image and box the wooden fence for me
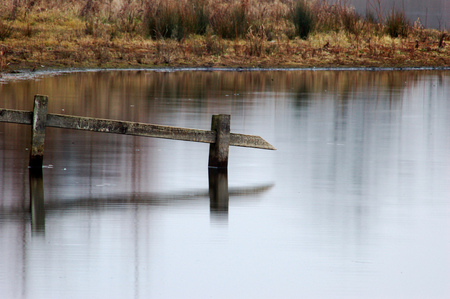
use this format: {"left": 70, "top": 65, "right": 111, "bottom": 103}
{"left": 1, "top": 95, "right": 276, "bottom": 169}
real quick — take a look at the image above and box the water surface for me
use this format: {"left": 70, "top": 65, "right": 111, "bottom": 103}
{"left": 1, "top": 70, "right": 450, "bottom": 298}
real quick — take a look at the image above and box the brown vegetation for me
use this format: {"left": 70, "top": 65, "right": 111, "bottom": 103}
{"left": 0, "top": 0, "right": 448, "bottom": 73}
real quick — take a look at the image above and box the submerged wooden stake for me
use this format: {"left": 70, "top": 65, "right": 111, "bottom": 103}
{"left": 29, "top": 95, "right": 48, "bottom": 168}
{"left": 208, "top": 114, "right": 230, "bottom": 168}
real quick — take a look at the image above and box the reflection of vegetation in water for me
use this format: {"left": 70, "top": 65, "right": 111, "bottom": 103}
{"left": 1, "top": 70, "right": 448, "bottom": 209}
{"left": 0, "top": 70, "right": 440, "bottom": 166}
{"left": 1, "top": 70, "right": 442, "bottom": 115}
{"left": 292, "top": 73, "right": 312, "bottom": 109}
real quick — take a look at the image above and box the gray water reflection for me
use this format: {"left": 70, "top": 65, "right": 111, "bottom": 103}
{"left": 1, "top": 70, "right": 450, "bottom": 298}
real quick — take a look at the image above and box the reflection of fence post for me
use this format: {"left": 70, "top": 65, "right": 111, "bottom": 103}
{"left": 29, "top": 95, "right": 48, "bottom": 168}
{"left": 29, "top": 168, "right": 45, "bottom": 233}
{"left": 208, "top": 114, "right": 230, "bottom": 168}
{"left": 209, "top": 167, "right": 229, "bottom": 216}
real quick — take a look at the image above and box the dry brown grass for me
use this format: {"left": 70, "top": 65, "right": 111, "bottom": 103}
{"left": 0, "top": 0, "right": 448, "bottom": 72}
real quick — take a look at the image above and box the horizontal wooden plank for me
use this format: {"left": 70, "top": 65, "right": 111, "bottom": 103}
{"left": 46, "top": 113, "right": 217, "bottom": 144}
{"left": 0, "top": 108, "right": 276, "bottom": 150}
{"left": 0, "top": 108, "right": 32, "bottom": 125}
{"left": 230, "top": 133, "right": 276, "bottom": 150}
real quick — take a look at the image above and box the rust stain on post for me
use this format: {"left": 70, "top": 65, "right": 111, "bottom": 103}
{"left": 208, "top": 114, "right": 231, "bottom": 168}
{"left": 29, "top": 95, "right": 48, "bottom": 168}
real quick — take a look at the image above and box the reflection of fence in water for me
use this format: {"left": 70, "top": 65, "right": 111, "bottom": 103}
{"left": 26, "top": 168, "right": 274, "bottom": 234}
{"left": 1, "top": 94, "right": 275, "bottom": 233}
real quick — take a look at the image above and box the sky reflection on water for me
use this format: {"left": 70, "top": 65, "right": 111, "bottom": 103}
{"left": 1, "top": 70, "right": 450, "bottom": 298}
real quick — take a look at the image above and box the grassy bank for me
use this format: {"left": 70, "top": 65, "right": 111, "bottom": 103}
{"left": 0, "top": 0, "right": 448, "bottom": 73}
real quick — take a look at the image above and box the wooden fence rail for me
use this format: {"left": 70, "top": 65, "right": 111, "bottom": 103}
{"left": 0, "top": 95, "right": 276, "bottom": 169}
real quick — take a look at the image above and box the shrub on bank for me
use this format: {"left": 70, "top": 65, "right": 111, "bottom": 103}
{"left": 0, "top": 19, "right": 13, "bottom": 41}
{"left": 385, "top": 9, "right": 410, "bottom": 38}
{"left": 143, "top": 0, "right": 208, "bottom": 40}
{"left": 291, "top": 0, "right": 315, "bottom": 39}
{"left": 209, "top": 1, "right": 250, "bottom": 39}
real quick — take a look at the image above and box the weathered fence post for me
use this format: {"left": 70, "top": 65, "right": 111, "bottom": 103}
{"left": 208, "top": 114, "right": 230, "bottom": 168}
{"left": 29, "top": 95, "right": 48, "bottom": 168}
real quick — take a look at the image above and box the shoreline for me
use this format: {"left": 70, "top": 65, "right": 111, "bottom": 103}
{"left": 2, "top": 29, "right": 449, "bottom": 76}
{"left": 2, "top": 41, "right": 449, "bottom": 77}
{"left": 0, "top": 66, "right": 450, "bottom": 83}
{"left": 2, "top": 65, "right": 450, "bottom": 84}
{"left": 0, "top": 66, "right": 450, "bottom": 84}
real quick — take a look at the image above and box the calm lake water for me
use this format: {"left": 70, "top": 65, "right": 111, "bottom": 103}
{"left": 1, "top": 70, "right": 450, "bottom": 298}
